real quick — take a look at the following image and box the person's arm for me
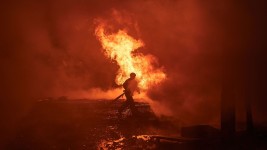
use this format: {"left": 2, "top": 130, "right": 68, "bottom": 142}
{"left": 123, "top": 79, "right": 128, "bottom": 89}
{"left": 123, "top": 79, "right": 130, "bottom": 93}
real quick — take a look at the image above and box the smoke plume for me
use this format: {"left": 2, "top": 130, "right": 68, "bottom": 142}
{"left": 1, "top": 1, "right": 267, "bottom": 142}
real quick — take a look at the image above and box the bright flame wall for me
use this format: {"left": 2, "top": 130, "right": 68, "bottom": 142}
{"left": 95, "top": 21, "right": 166, "bottom": 90}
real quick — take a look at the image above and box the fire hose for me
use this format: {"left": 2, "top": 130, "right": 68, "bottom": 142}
{"left": 111, "top": 92, "right": 125, "bottom": 103}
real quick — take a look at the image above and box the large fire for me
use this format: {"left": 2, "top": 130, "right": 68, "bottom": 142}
{"left": 95, "top": 22, "right": 166, "bottom": 90}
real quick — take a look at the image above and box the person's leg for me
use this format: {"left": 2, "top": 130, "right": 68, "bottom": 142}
{"left": 118, "top": 101, "right": 129, "bottom": 118}
{"left": 125, "top": 94, "right": 138, "bottom": 116}
{"left": 129, "top": 99, "right": 138, "bottom": 116}
{"left": 118, "top": 102, "right": 127, "bottom": 114}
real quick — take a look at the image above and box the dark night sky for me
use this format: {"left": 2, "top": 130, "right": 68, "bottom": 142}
{"left": 0, "top": 0, "right": 267, "bottom": 144}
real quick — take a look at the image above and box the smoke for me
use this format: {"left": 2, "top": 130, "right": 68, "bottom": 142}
{"left": 0, "top": 0, "right": 229, "bottom": 123}
{"left": 91, "top": 2, "right": 222, "bottom": 126}
{"left": 120, "top": 0, "right": 224, "bottom": 126}
{"left": 1, "top": 0, "right": 267, "bottom": 141}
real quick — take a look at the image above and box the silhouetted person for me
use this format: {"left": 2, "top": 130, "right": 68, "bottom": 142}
{"left": 118, "top": 72, "right": 140, "bottom": 119}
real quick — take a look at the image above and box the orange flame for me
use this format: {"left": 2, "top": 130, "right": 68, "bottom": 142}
{"left": 95, "top": 23, "right": 166, "bottom": 90}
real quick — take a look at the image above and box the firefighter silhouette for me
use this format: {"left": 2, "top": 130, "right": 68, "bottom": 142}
{"left": 118, "top": 72, "right": 140, "bottom": 118}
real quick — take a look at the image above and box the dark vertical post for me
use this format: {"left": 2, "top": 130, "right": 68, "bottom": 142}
{"left": 221, "top": 76, "right": 236, "bottom": 138}
{"left": 221, "top": 47, "right": 236, "bottom": 139}
{"left": 245, "top": 50, "right": 254, "bottom": 134}
{"left": 245, "top": 93, "right": 253, "bottom": 133}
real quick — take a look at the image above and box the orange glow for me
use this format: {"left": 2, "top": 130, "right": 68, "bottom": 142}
{"left": 95, "top": 22, "right": 166, "bottom": 90}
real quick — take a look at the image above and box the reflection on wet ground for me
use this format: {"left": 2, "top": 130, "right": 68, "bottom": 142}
{"left": 98, "top": 135, "right": 156, "bottom": 149}
{"left": 6, "top": 99, "right": 267, "bottom": 150}
{"left": 6, "top": 99, "right": 182, "bottom": 149}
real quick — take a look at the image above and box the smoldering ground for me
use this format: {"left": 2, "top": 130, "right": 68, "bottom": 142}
{"left": 1, "top": 0, "right": 267, "bottom": 145}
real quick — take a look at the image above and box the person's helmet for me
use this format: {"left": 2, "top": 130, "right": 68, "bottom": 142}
{"left": 130, "top": 72, "right": 136, "bottom": 78}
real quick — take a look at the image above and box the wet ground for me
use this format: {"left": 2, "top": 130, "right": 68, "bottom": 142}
{"left": 5, "top": 99, "right": 267, "bottom": 150}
